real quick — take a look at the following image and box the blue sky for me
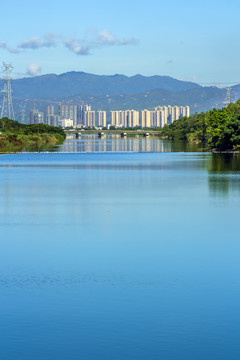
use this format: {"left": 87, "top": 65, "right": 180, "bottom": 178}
{"left": 0, "top": 0, "right": 239, "bottom": 84}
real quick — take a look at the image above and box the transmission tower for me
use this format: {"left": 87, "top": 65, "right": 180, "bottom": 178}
{"left": 226, "top": 87, "right": 231, "bottom": 106}
{"left": 1, "top": 62, "right": 15, "bottom": 120}
{"left": 19, "top": 104, "right": 25, "bottom": 123}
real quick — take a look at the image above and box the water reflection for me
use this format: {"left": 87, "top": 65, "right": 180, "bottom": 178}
{"left": 208, "top": 154, "right": 240, "bottom": 196}
{"left": 208, "top": 154, "right": 240, "bottom": 173}
{"left": 1, "top": 150, "right": 240, "bottom": 359}
{"left": 56, "top": 134, "right": 203, "bottom": 153}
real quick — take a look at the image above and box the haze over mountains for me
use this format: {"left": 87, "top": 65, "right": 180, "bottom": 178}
{"left": 1, "top": 71, "right": 240, "bottom": 122}
{"left": 12, "top": 71, "right": 201, "bottom": 98}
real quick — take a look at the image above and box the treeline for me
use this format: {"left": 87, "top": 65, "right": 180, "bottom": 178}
{"left": 0, "top": 118, "right": 66, "bottom": 152}
{"left": 161, "top": 100, "right": 240, "bottom": 150}
{"left": 0, "top": 118, "right": 65, "bottom": 138}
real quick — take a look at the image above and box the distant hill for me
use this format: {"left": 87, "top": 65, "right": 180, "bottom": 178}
{"left": 67, "top": 86, "right": 225, "bottom": 113}
{"left": 0, "top": 71, "right": 239, "bottom": 122}
{"left": 9, "top": 71, "right": 201, "bottom": 99}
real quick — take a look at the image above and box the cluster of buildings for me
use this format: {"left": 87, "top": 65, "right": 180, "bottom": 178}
{"left": 111, "top": 106, "right": 190, "bottom": 128}
{"left": 30, "top": 104, "right": 107, "bottom": 128}
{"left": 29, "top": 104, "right": 190, "bottom": 128}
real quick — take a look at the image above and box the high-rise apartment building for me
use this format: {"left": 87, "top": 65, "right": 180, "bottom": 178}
{"left": 50, "top": 115, "right": 61, "bottom": 127}
{"left": 46, "top": 105, "right": 55, "bottom": 125}
{"left": 140, "top": 110, "right": 166, "bottom": 128}
{"left": 97, "top": 111, "right": 106, "bottom": 127}
{"left": 68, "top": 105, "right": 77, "bottom": 127}
{"left": 125, "top": 110, "right": 139, "bottom": 127}
{"left": 171, "top": 106, "right": 180, "bottom": 122}
{"left": 119, "top": 111, "right": 126, "bottom": 127}
{"left": 59, "top": 105, "right": 68, "bottom": 119}
{"left": 77, "top": 104, "right": 92, "bottom": 126}
{"left": 110, "top": 111, "right": 126, "bottom": 127}
{"left": 179, "top": 106, "right": 190, "bottom": 118}
{"left": 140, "top": 110, "right": 151, "bottom": 128}
{"left": 84, "top": 111, "right": 95, "bottom": 127}
{"left": 29, "top": 109, "right": 44, "bottom": 124}
{"left": 155, "top": 105, "right": 190, "bottom": 125}
{"left": 110, "top": 111, "right": 119, "bottom": 126}
{"left": 59, "top": 105, "right": 77, "bottom": 127}
{"left": 110, "top": 110, "right": 139, "bottom": 127}
{"left": 154, "top": 110, "right": 167, "bottom": 127}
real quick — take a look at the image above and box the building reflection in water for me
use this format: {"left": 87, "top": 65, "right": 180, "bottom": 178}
{"left": 58, "top": 134, "right": 176, "bottom": 153}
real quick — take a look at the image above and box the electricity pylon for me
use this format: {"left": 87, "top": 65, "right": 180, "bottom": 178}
{"left": 226, "top": 87, "right": 231, "bottom": 106}
{"left": 1, "top": 62, "right": 15, "bottom": 120}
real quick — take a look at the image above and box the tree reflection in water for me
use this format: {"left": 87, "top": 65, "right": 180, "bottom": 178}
{"left": 208, "top": 154, "right": 240, "bottom": 196}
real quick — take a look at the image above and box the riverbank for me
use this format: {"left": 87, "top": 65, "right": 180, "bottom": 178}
{"left": 0, "top": 133, "right": 64, "bottom": 153}
{"left": 0, "top": 117, "right": 65, "bottom": 153}
{"left": 161, "top": 100, "right": 240, "bottom": 152}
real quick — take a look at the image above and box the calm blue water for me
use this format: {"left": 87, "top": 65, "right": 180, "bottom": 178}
{"left": 1, "top": 137, "right": 240, "bottom": 359}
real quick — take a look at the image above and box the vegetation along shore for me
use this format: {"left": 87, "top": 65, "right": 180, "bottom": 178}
{"left": 0, "top": 118, "right": 66, "bottom": 153}
{"left": 161, "top": 100, "right": 240, "bottom": 151}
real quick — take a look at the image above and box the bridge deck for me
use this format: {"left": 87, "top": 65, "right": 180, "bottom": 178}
{"left": 65, "top": 130, "right": 161, "bottom": 136}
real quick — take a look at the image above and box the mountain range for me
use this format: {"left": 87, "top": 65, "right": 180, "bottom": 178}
{"left": 1, "top": 71, "right": 239, "bottom": 122}
{"left": 11, "top": 71, "right": 201, "bottom": 99}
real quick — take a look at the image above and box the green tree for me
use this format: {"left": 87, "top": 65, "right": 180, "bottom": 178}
{"left": 206, "top": 108, "right": 232, "bottom": 149}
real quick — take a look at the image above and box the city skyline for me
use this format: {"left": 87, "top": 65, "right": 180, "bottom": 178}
{"left": 30, "top": 104, "right": 190, "bottom": 128}
{"left": 0, "top": 0, "right": 240, "bottom": 85}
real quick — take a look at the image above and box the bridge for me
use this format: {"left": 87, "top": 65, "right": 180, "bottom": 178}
{"left": 64, "top": 129, "right": 162, "bottom": 137}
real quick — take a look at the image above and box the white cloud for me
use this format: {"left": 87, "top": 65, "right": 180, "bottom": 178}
{"left": 0, "top": 30, "right": 137, "bottom": 56}
{"left": 19, "top": 33, "right": 58, "bottom": 49}
{"left": 19, "top": 37, "right": 42, "bottom": 49}
{"left": 96, "top": 30, "right": 117, "bottom": 45}
{"left": 0, "top": 40, "right": 20, "bottom": 53}
{"left": 64, "top": 29, "right": 138, "bottom": 55}
{"left": 96, "top": 29, "right": 138, "bottom": 47}
{"left": 42, "top": 33, "right": 58, "bottom": 47}
{"left": 118, "top": 38, "right": 138, "bottom": 46}
{"left": 0, "top": 41, "right": 7, "bottom": 48}
{"left": 63, "top": 38, "right": 89, "bottom": 55}
{"left": 26, "top": 63, "right": 42, "bottom": 76}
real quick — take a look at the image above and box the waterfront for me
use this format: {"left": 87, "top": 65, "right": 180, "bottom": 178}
{"left": 1, "top": 136, "right": 240, "bottom": 359}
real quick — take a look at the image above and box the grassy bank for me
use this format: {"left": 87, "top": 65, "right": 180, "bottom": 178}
{"left": 0, "top": 118, "right": 65, "bottom": 153}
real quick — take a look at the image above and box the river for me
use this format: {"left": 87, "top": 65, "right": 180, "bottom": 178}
{"left": 0, "top": 135, "right": 240, "bottom": 359}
